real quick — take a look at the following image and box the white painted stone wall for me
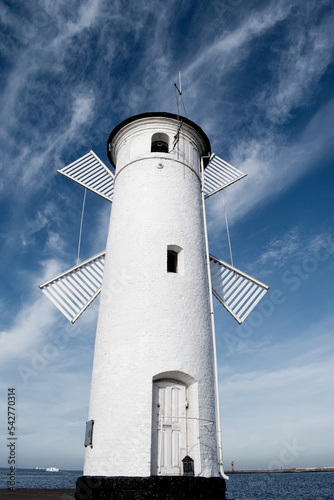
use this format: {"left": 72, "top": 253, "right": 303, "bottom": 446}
{"left": 84, "top": 115, "right": 219, "bottom": 478}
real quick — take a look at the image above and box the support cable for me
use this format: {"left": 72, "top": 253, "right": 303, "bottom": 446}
{"left": 76, "top": 188, "right": 87, "bottom": 265}
{"left": 222, "top": 191, "right": 234, "bottom": 267}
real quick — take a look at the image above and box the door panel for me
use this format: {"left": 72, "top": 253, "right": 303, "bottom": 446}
{"left": 153, "top": 381, "right": 187, "bottom": 475}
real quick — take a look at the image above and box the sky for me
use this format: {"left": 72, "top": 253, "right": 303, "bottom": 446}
{"left": 0, "top": 0, "right": 333, "bottom": 475}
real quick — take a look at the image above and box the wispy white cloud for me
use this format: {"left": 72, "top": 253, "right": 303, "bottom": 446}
{"left": 173, "top": 2, "right": 334, "bottom": 233}
{"left": 69, "top": 92, "right": 95, "bottom": 131}
{"left": 220, "top": 319, "right": 334, "bottom": 467}
{"left": 185, "top": 1, "right": 291, "bottom": 77}
{"left": 0, "top": 292, "right": 57, "bottom": 368}
{"left": 259, "top": 3, "right": 334, "bottom": 124}
{"left": 222, "top": 356, "right": 333, "bottom": 399}
{"left": 45, "top": 231, "right": 66, "bottom": 254}
{"left": 0, "top": 0, "right": 181, "bottom": 205}
{"left": 0, "top": 253, "right": 95, "bottom": 367}
{"left": 19, "top": 203, "right": 55, "bottom": 248}
{"left": 256, "top": 228, "right": 334, "bottom": 268}
{"left": 206, "top": 97, "right": 334, "bottom": 231}
{"left": 257, "top": 228, "right": 301, "bottom": 266}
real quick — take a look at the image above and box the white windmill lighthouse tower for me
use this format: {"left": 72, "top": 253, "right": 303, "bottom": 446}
{"left": 40, "top": 112, "right": 269, "bottom": 499}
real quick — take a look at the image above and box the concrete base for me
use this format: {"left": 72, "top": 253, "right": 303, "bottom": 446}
{"left": 75, "top": 475, "right": 226, "bottom": 499}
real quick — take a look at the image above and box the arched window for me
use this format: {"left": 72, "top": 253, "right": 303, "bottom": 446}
{"left": 151, "top": 132, "right": 169, "bottom": 153}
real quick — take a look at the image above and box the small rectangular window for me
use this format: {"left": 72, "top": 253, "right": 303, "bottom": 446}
{"left": 167, "top": 250, "right": 178, "bottom": 273}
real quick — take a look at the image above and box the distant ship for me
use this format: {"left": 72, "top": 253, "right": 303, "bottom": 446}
{"left": 46, "top": 465, "right": 60, "bottom": 472}
{"left": 34, "top": 466, "right": 45, "bottom": 470}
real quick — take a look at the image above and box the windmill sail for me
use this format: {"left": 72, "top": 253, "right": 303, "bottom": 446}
{"left": 40, "top": 250, "right": 268, "bottom": 325}
{"left": 39, "top": 251, "right": 106, "bottom": 323}
{"left": 210, "top": 254, "right": 269, "bottom": 324}
{"left": 58, "top": 151, "right": 114, "bottom": 202}
{"left": 204, "top": 154, "right": 246, "bottom": 198}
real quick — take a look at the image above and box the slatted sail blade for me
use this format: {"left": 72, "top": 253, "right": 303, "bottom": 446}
{"left": 204, "top": 154, "right": 247, "bottom": 199}
{"left": 58, "top": 151, "right": 114, "bottom": 202}
{"left": 39, "top": 251, "right": 106, "bottom": 323}
{"left": 210, "top": 254, "right": 269, "bottom": 324}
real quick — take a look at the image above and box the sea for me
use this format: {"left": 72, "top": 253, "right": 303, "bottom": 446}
{"left": 0, "top": 468, "right": 81, "bottom": 490}
{"left": 225, "top": 472, "right": 334, "bottom": 500}
{"left": 0, "top": 468, "right": 333, "bottom": 499}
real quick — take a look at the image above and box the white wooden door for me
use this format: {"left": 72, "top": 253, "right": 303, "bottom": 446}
{"left": 153, "top": 381, "right": 187, "bottom": 475}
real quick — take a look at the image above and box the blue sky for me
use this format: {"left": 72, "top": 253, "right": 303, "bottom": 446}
{"left": 0, "top": 0, "right": 333, "bottom": 473}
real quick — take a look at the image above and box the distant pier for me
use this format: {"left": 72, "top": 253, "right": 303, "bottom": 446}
{"left": 226, "top": 466, "right": 334, "bottom": 474}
